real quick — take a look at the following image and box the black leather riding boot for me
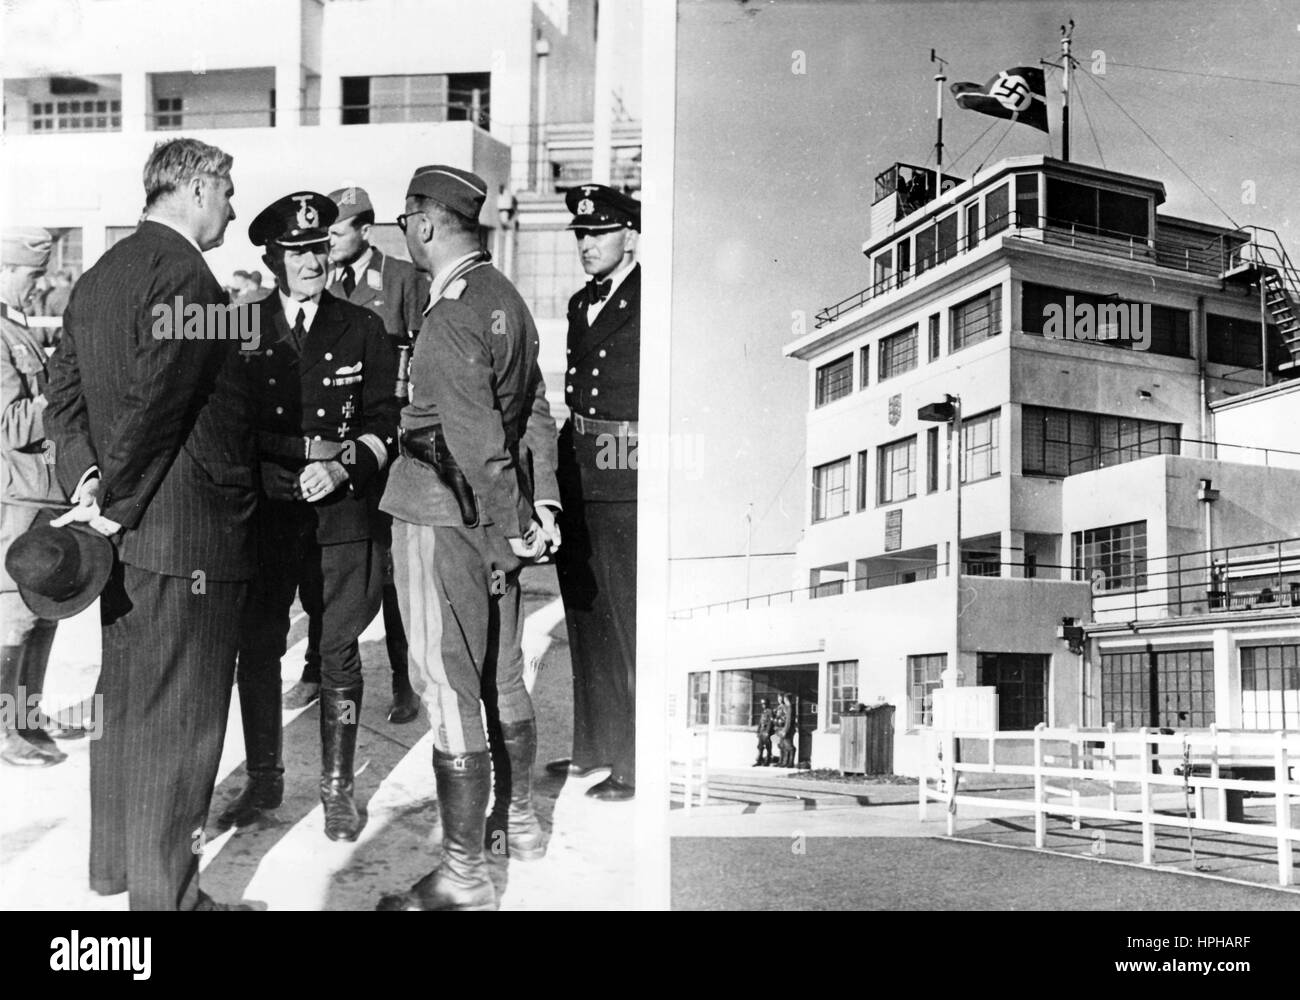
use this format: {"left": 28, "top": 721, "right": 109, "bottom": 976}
{"left": 376, "top": 747, "right": 496, "bottom": 911}
{"left": 485, "top": 718, "right": 547, "bottom": 862}
{"left": 383, "top": 583, "right": 418, "bottom": 724}
{"left": 1, "top": 643, "right": 61, "bottom": 766}
{"left": 320, "top": 684, "right": 364, "bottom": 841}
{"left": 218, "top": 668, "right": 285, "bottom": 828}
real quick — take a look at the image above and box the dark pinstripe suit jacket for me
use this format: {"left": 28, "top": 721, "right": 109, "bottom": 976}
{"left": 44, "top": 221, "right": 257, "bottom": 581}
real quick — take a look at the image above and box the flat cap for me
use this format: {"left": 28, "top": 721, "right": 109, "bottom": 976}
{"left": 329, "top": 186, "right": 374, "bottom": 223}
{"left": 405, "top": 165, "right": 487, "bottom": 221}
{"left": 2, "top": 226, "right": 53, "bottom": 267}
{"left": 566, "top": 184, "right": 640, "bottom": 233}
{"left": 248, "top": 191, "right": 338, "bottom": 249}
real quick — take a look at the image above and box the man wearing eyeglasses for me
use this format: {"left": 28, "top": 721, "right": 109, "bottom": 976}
{"left": 218, "top": 191, "right": 398, "bottom": 843}
{"left": 376, "top": 165, "right": 559, "bottom": 911}
{"left": 545, "top": 184, "right": 641, "bottom": 802}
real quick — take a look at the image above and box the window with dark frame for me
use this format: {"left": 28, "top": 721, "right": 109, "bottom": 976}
{"left": 908, "top": 653, "right": 946, "bottom": 728}
{"left": 1100, "top": 648, "right": 1214, "bottom": 729}
{"left": 828, "top": 660, "right": 859, "bottom": 727}
{"left": 812, "top": 457, "right": 851, "bottom": 522}
{"left": 1240, "top": 644, "right": 1300, "bottom": 730}
{"left": 936, "top": 213, "right": 958, "bottom": 266}
{"left": 985, "top": 183, "right": 1010, "bottom": 236}
{"left": 877, "top": 436, "right": 917, "bottom": 505}
{"left": 1206, "top": 313, "right": 1285, "bottom": 372}
{"left": 960, "top": 408, "right": 1000, "bottom": 483}
{"left": 950, "top": 287, "right": 1002, "bottom": 352}
{"left": 155, "top": 96, "right": 182, "bottom": 130}
{"left": 859, "top": 344, "right": 870, "bottom": 388}
{"left": 895, "top": 239, "right": 912, "bottom": 288}
{"left": 1015, "top": 173, "right": 1039, "bottom": 227}
{"left": 926, "top": 425, "right": 940, "bottom": 493}
{"left": 915, "top": 225, "right": 936, "bottom": 276}
{"left": 1022, "top": 404, "right": 1180, "bottom": 477}
{"left": 857, "top": 449, "right": 870, "bottom": 510}
{"left": 688, "top": 672, "right": 710, "bottom": 728}
{"left": 965, "top": 201, "right": 980, "bottom": 250}
{"left": 878, "top": 325, "right": 918, "bottom": 381}
{"left": 1020, "top": 282, "right": 1191, "bottom": 358}
{"left": 815, "top": 354, "right": 854, "bottom": 407}
{"left": 1073, "top": 520, "right": 1147, "bottom": 592}
{"left": 927, "top": 313, "right": 940, "bottom": 362}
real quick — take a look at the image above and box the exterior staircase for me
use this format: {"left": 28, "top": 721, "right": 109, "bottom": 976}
{"left": 1220, "top": 226, "right": 1300, "bottom": 373}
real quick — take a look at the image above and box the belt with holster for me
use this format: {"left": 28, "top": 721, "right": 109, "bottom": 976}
{"left": 257, "top": 433, "right": 347, "bottom": 502}
{"left": 400, "top": 425, "right": 479, "bottom": 528}
{"left": 571, "top": 414, "right": 638, "bottom": 438}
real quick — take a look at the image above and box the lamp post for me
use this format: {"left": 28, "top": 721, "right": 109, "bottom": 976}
{"left": 919, "top": 394, "right": 963, "bottom": 689}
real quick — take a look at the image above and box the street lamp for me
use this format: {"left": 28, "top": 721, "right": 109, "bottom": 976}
{"left": 919, "top": 393, "right": 962, "bottom": 689}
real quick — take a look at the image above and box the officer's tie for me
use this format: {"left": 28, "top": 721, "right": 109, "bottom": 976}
{"left": 291, "top": 308, "right": 307, "bottom": 352}
{"left": 587, "top": 278, "right": 612, "bottom": 305}
{"left": 341, "top": 267, "right": 356, "bottom": 298}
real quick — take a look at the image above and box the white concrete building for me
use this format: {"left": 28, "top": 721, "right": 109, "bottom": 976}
{"left": 0, "top": 0, "right": 642, "bottom": 378}
{"left": 669, "top": 155, "right": 1300, "bottom": 777}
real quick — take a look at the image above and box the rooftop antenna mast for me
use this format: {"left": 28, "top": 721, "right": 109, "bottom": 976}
{"left": 1061, "top": 19, "right": 1075, "bottom": 162}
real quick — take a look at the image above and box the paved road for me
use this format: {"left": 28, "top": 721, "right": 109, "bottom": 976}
{"left": 671, "top": 836, "right": 1300, "bottom": 910}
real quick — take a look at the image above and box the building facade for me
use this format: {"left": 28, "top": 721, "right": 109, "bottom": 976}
{"left": 669, "top": 154, "right": 1300, "bottom": 776}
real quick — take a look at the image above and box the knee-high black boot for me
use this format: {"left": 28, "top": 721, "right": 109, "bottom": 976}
{"left": 218, "top": 666, "right": 284, "bottom": 829}
{"left": 2, "top": 642, "right": 62, "bottom": 766}
{"left": 382, "top": 583, "right": 418, "bottom": 724}
{"left": 320, "top": 684, "right": 364, "bottom": 841}
{"left": 485, "top": 718, "right": 547, "bottom": 862}
{"left": 376, "top": 747, "right": 496, "bottom": 911}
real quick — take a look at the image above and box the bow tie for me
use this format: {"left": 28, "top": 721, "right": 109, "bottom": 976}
{"left": 587, "top": 279, "right": 612, "bottom": 306}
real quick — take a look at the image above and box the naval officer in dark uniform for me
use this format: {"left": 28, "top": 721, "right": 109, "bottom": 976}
{"left": 548, "top": 184, "right": 640, "bottom": 801}
{"left": 218, "top": 192, "right": 398, "bottom": 841}
{"left": 279, "top": 185, "right": 426, "bottom": 724}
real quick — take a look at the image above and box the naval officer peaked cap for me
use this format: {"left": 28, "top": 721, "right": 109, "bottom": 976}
{"left": 328, "top": 186, "right": 374, "bottom": 223}
{"left": 405, "top": 165, "right": 488, "bottom": 221}
{"left": 248, "top": 191, "right": 338, "bottom": 248}
{"left": 565, "top": 184, "right": 640, "bottom": 233}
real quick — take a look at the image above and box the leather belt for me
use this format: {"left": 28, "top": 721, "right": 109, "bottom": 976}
{"left": 258, "top": 432, "right": 346, "bottom": 463}
{"left": 571, "top": 415, "right": 638, "bottom": 438}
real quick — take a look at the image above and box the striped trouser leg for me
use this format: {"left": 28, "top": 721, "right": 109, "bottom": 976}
{"left": 392, "top": 519, "right": 476, "bottom": 753}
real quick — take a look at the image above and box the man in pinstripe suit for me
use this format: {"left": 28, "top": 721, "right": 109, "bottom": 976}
{"left": 44, "top": 138, "right": 257, "bottom": 911}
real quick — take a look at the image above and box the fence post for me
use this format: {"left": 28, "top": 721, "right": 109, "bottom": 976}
{"left": 946, "top": 730, "right": 957, "bottom": 837}
{"left": 1140, "top": 733, "right": 1155, "bottom": 865}
{"left": 1275, "top": 732, "right": 1293, "bottom": 888}
{"left": 1210, "top": 723, "right": 1226, "bottom": 821}
{"left": 1033, "top": 727, "right": 1046, "bottom": 848}
{"left": 1107, "top": 722, "right": 1118, "bottom": 813}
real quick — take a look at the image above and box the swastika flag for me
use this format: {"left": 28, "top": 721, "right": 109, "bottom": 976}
{"left": 950, "top": 66, "right": 1049, "bottom": 133}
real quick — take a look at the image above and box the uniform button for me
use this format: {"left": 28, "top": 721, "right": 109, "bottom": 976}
{"left": 323, "top": 378, "right": 330, "bottom": 385}
{"left": 317, "top": 408, "right": 326, "bottom": 417}
{"left": 325, "top": 352, "right": 333, "bottom": 361}
{"left": 275, "top": 406, "right": 284, "bottom": 415}
{"left": 592, "top": 368, "right": 599, "bottom": 376}
{"left": 266, "top": 348, "right": 274, "bottom": 356}
{"left": 314, "top": 435, "right": 322, "bottom": 441}
{"left": 268, "top": 377, "right": 276, "bottom": 386}
{"left": 588, "top": 407, "right": 596, "bottom": 415}
{"left": 569, "top": 367, "right": 576, "bottom": 374}
{"left": 599, "top": 350, "right": 607, "bottom": 358}
{"left": 567, "top": 384, "right": 573, "bottom": 392}
{"left": 591, "top": 388, "right": 599, "bottom": 396}
{"left": 566, "top": 348, "right": 572, "bottom": 355}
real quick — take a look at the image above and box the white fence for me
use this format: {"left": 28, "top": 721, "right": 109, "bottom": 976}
{"left": 919, "top": 724, "right": 1300, "bottom": 887}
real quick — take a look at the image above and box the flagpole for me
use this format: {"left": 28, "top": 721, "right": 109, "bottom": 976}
{"left": 1061, "top": 20, "right": 1074, "bottom": 161}
{"left": 931, "top": 50, "right": 948, "bottom": 177}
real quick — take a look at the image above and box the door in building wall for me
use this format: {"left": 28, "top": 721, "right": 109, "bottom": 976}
{"left": 748, "top": 665, "right": 818, "bottom": 767}
{"left": 976, "top": 653, "right": 1049, "bottom": 730}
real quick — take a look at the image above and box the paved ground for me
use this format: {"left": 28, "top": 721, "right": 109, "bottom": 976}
{"left": 0, "top": 564, "right": 638, "bottom": 911}
{"left": 671, "top": 766, "right": 1300, "bottom": 908}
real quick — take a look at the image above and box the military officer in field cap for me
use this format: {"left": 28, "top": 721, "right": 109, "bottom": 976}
{"left": 1, "top": 225, "right": 89, "bottom": 767}
{"left": 277, "top": 185, "right": 427, "bottom": 724}
{"left": 219, "top": 191, "right": 399, "bottom": 841}
{"left": 546, "top": 183, "right": 640, "bottom": 801}
{"left": 376, "top": 164, "right": 560, "bottom": 911}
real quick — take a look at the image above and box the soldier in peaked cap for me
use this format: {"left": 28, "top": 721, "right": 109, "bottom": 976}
{"left": 1, "top": 225, "right": 89, "bottom": 767}
{"left": 218, "top": 191, "right": 399, "bottom": 842}
{"left": 376, "top": 164, "right": 560, "bottom": 911}
{"left": 277, "top": 185, "right": 428, "bottom": 724}
{"left": 545, "top": 183, "right": 641, "bottom": 802}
